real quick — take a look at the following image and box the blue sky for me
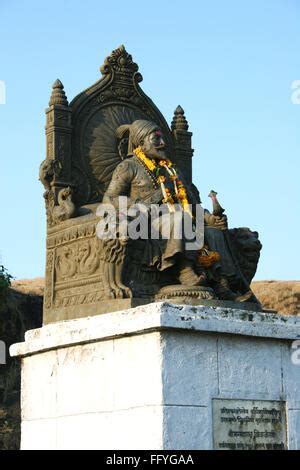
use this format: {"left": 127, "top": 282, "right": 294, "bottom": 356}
{"left": 0, "top": 0, "right": 299, "bottom": 280}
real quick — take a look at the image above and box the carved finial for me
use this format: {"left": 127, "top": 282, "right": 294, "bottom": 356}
{"left": 171, "top": 105, "right": 189, "bottom": 131}
{"left": 99, "top": 45, "right": 141, "bottom": 83}
{"left": 49, "top": 79, "right": 69, "bottom": 106}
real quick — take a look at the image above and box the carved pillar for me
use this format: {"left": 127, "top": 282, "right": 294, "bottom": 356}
{"left": 45, "top": 79, "right": 72, "bottom": 202}
{"left": 171, "top": 105, "right": 193, "bottom": 184}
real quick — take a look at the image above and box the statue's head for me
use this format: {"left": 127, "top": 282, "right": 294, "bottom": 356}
{"left": 116, "top": 119, "right": 168, "bottom": 160}
{"left": 140, "top": 128, "right": 167, "bottom": 160}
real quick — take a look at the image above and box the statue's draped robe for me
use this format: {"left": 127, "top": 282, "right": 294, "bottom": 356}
{"left": 102, "top": 155, "right": 201, "bottom": 271}
{"left": 102, "top": 154, "right": 243, "bottom": 286}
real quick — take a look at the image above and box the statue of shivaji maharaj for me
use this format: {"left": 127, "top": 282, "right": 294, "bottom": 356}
{"left": 40, "top": 45, "right": 262, "bottom": 323}
{"left": 99, "top": 119, "right": 261, "bottom": 305}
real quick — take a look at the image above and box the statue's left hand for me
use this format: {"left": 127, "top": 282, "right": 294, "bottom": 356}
{"left": 205, "top": 213, "right": 228, "bottom": 230}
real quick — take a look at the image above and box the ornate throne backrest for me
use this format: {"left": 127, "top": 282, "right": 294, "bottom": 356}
{"left": 44, "top": 45, "right": 194, "bottom": 211}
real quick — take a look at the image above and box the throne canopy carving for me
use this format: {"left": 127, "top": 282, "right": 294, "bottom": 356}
{"left": 69, "top": 45, "right": 175, "bottom": 206}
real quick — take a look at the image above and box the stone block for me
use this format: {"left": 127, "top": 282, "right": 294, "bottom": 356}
{"left": 218, "top": 336, "right": 283, "bottom": 399}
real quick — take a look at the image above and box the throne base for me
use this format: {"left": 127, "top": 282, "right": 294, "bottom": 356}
{"left": 45, "top": 294, "right": 263, "bottom": 324}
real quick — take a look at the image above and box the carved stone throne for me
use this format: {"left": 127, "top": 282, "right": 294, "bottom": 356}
{"left": 41, "top": 45, "right": 200, "bottom": 324}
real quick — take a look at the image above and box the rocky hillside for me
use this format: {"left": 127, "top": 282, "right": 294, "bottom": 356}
{"left": 251, "top": 280, "right": 300, "bottom": 316}
{"left": 0, "top": 283, "right": 42, "bottom": 450}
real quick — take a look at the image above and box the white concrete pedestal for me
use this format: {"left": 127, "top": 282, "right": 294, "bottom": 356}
{"left": 10, "top": 302, "right": 300, "bottom": 450}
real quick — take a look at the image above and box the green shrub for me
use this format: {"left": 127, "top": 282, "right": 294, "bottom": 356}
{"left": 0, "top": 265, "right": 12, "bottom": 299}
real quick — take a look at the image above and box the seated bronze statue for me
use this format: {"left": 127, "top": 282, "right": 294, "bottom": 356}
{"left": 39, "top": 45, "right": 262, "bottom": 324}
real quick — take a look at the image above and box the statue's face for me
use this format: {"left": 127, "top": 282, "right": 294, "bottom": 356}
{"left": 141, "top": 129, "right": 168, "bottom": 160}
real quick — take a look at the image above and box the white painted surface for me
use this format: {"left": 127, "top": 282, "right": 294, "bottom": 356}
{"left": 217, "top": 336, "right": 283, "bottom": 399}
{"left": 287, "top": 410, "right": 300, "bottom": 450}
{"left": 10, "top": 302, "right": 300, "bottom": 450}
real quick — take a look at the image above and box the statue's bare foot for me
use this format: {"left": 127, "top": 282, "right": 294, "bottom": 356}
{"left": 214, "top": 276, "right": 238, "bottom": 301}
{"left": 197, "top": 272, "right": 207, "bottom": 286}
{"left": 178, "top": 261, "right": 207, "bottom": 287}
{"left": 235, "top": 290, "right": 261, "bottom": 305}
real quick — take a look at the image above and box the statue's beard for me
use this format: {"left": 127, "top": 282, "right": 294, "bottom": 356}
{"left": 142, "top": 145, "right": 168, "bottom": 160}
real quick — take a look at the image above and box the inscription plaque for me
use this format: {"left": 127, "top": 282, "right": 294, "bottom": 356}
{"left": 212, "top": 399, "right": 287, "bottom": 450}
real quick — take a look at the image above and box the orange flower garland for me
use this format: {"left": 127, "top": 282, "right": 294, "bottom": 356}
{"left": 133, "top": 147, "right": 221, "bottom": 269}
{"left": 133, "top": 147, "right": 192, "bottom": 216}
{"left": 133, "top": 146, "right": 156, "bottom": 171}
{"left": 197, "top": 246, "right": 221, "bottom": 268}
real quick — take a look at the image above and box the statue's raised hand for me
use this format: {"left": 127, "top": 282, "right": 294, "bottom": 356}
{"left": 205, "top": 212, "right": 228, "bottom": 230}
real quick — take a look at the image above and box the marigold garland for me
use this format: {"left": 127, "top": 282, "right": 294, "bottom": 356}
{"left": 133, "top": 146, "right": 156, "bottom": 171}
{"left": 133, "top": 147, "right": 192, "bottom": 216}
{"left": 198, "top": 247, "right": 221, "bottom": 268}
{"left": 133, "top": 147, "right": 220, "bottom": 268}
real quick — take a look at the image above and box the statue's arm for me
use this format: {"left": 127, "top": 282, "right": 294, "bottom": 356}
{"left": 102, "top": 160, "right": 135, "bottom": 209}
{"left": 176, "top": 168, "right": 227, "bottom": 229}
